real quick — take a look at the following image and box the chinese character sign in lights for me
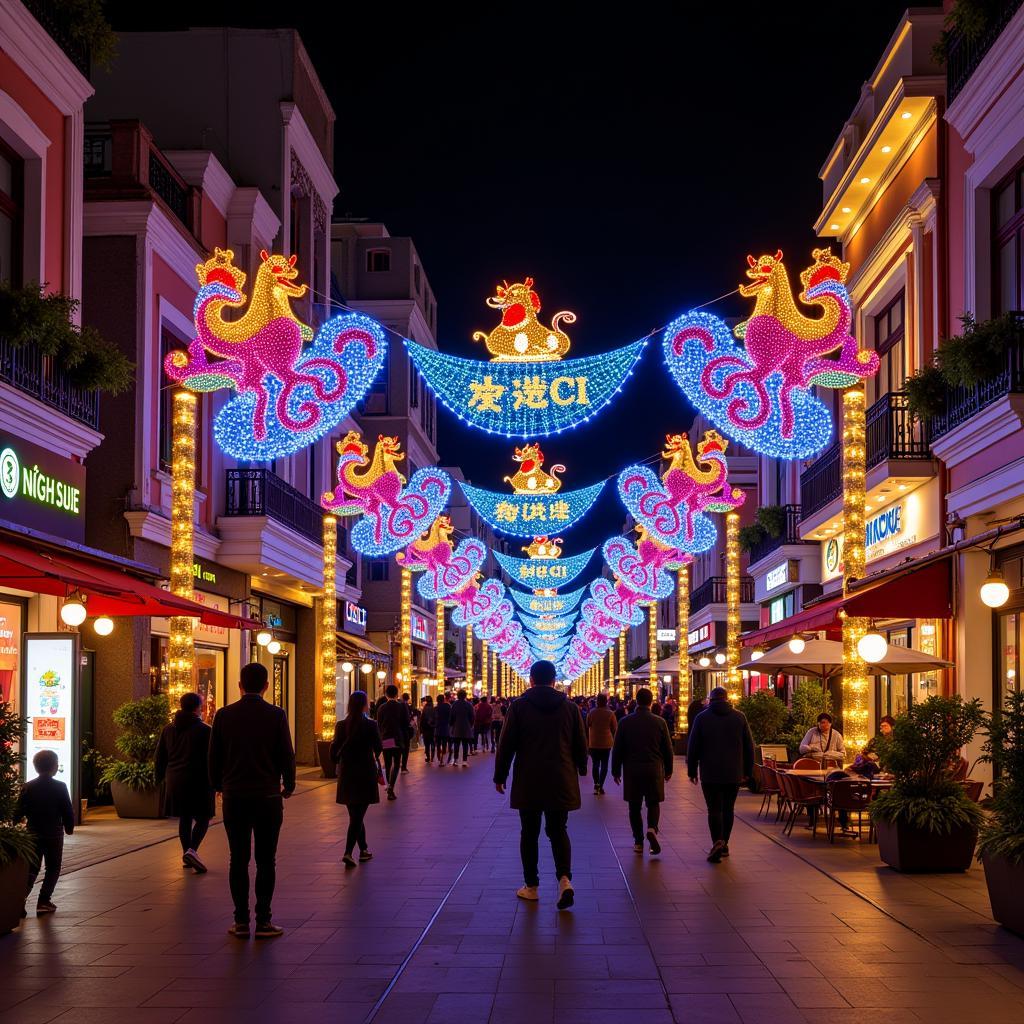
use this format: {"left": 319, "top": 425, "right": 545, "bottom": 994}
{"left": 518, "top": 613, "right": 576, "bottom": 635}
{"left": 406, "top": 277, "right": 646, "bottom": 437}
{"left": 321, "top": 431, "right": 452, "bottom": 556}
{"left": 166, "top": 249, "right": 388, "bottom": 460}
{"left": 662, "top": 249, "right": 878, "bottom": 460}
{"left": 493, "top": 547, "right": 594, "bottom": 586}
{"left": 508, "top": 586, "right": 586, "bottom": 615}
{"left": 618, "top": 431, "right": 744, "bottom": 551}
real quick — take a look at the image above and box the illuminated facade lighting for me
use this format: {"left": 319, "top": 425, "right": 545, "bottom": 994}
{"left": 168, "top": 391, "right": 196, "bottom": 708}
{"left": 726, "top": 511, "right": 741, "bottom": 700}
{"left": 401, "top": 568, "right": 413, "bottom": 690}
{"left": 677, "top": 564, "right": 689, "bottom": 705}
{"left": 321, "top": 514, "right": 337, "bottom": 740}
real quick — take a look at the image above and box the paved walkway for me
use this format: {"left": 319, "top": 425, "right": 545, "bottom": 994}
{"left": 4, "top": 750, "right": 1024, "bottom": 1024}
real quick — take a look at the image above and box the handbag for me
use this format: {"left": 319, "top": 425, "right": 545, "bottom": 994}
{"left": 375, "top": 760, "right": 386, "bottom": 786}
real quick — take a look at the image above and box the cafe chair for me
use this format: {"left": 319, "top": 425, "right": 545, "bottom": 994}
{"left": 758, "top": 763, "right": 783, "bottom": 819}
{"left": 793, "top": 757, "right": 820, "bottom": 770}
{"left": 780, "top": 772, "right": 825, "bottom": 837}
{"left": 825, "top": 778, "right": 872, "bottom": 843}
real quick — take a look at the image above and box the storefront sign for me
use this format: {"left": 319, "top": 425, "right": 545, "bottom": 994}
{"left": 0, "top": 432, "right": 86, "bottom": 541}
{"left": 23, "top": 633, "right": 78, "bottom": 801}
{"left": 0, "top": 601, "right": 21, "bottom": 706}
{"left": 411, "top": 611, "right": 432, "bottom": 644}
{"left": 766, "top": 559, "right": 799, "bottom": 593}
{"left": 153, "top": 591, "right": 229, "bottom": 647}
{"left": 344, "top": 601, "right": 367, "bottom": 636}
{"left": 192, "top": 560, "right": 217, "bottom": 584}
{"left": 687, "top": 623, "right": 711, "bottom": 647}
{"left": 656, "top": 628, "right": 676, "bottom": 642}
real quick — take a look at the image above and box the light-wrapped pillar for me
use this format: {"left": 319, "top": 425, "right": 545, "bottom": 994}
{"left": 648, "top": 602, "right": 658, "bottom": 690}
{"left": 400, "top": 568, "right": 413, "bottom": 693}
{"left": 436, "top": 601, "right": 445, "bottom": 697}
{"left": 677, "top": 563, "right": 690, "bottom": 707}
{"left": 726, "top": 511, "right": 741, "bottom": 701}
{"left": 320, "top": 514, "right": 337, "bottom": 739}
{"left": 168, "top": 391, "right": 196, "bottom": 708}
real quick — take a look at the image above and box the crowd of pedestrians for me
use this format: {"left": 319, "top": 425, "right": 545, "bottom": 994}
{"left": 16, "top": 659, "right": 761, "bottom": 929}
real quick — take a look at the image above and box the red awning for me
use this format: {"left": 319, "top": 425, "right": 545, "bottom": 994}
{"left": 843, "top": 557, "right": 952, "bottom": 619}
{"left": 0, "top": 537, "right": 259, "bottom": 629}
{"left": 740, "top": 594, "right": 845, "bottom": 647}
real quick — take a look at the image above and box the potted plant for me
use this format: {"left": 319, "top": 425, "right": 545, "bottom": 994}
{"left": 979, "top": 691, "right": 1024, "bottom": 933}
{"left": 871, "top": 695, "right": 985, "bottom": 872}
{"left": 99, "top": 694, "right": 168, "bottom": 819}
{"left": 905, "top": 364, "right": 947, "bottom": 422}
{"left": 738, "top": 690, "right": 789, "bottom": 791}
{"left": 0, "top": 701, "right": 37, "bottom": 933}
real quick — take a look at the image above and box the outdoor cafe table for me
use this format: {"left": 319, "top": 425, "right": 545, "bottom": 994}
{"left": 781, "top": 769, "right": 894, "bottom": 787}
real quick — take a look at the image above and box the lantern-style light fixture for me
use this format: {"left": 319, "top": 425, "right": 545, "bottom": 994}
{"left": 60, "top": 592, "right": 87, "bottom": 627}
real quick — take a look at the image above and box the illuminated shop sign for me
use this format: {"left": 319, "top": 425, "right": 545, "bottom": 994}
{"left": 23, "top": 633, "right": 78, "bottom": 805}
{"left": 411, "top": 611, "right": 431, "bottom": 644}
{"left": 192, "top": 560, "right": 217, "bottom": 584}
{"left": 687, "top": 623, "right": 711, "bottom": 647}
{"left": 0, "top": 433, "right": 86, "bottom": 541}
{"left": 766, "top": 560, "right": 799, "bottom": 593}
{"left": 344, "top": 601, "right": 367, "bottom": 636}
{"left": 656, "top": 628, "right": 676, "bottom": 642}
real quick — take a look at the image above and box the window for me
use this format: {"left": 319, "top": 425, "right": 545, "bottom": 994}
{"left": 362, "top": 350, "right": 389, "bottom": 415}
{"left": 993, "top": 161, "right": 1024, "bottom": 315}
{"left": 409, "top": 357, "right": 419, "bottom": 408}
{"left": 159, "top": 327, "right": 203, "bottom": 474}
{"left": 872, "top": 291, "right": 905, "bottom": 401}
{"left": 366, "top": 248, "right": 391, "bottom": 273}
{"left": 413, "top": 263, "right": 421, "bottom": 294}
{"left": 369, "top": 560, "right": 390, "bottom": 582}
{"left": 307, "top": 450, "right": 317, "bottom": 499}
{"left": 0, "top": 139, "right": 23, "bottom": 286}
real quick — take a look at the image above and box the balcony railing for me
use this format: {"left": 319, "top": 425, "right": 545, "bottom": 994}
{"left": 690, "top": 575, "right": 755, "bottom": 613}
{"left": 23, "top": 0, "right": 90, "bottom": 77}
{"left": 0, "top": 338, "right": 99, "bottom": 428}
{"left": 947, "top": 0, "right": 1024, "bottom": 104}
{"left": 224, "top": 469, "right": 324, "bottom": 545}
{"left": 800, "top": 390, "right": 931, "bottom": 518}
{"left": 747, "top": 505, "right": 807, "bottom": 565}
{"left": 931, "top": 315, "right": 1024, "bottom": 439}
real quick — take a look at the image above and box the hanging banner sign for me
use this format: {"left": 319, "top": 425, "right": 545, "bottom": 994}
{"left": 508, "top": 586, "right": 585, "bottom": 616}
{"left": 493, "top": 548, "right": 594, "bottom": 586}
{"left": 519, "top": 612, "right": 576, "bottom": 634}
{"left": 460, "top": 480, "right": 604, "bottom": 537}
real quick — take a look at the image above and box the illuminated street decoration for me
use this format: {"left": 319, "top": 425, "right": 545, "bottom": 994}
{"left": 166, "top": 249, "right": 387, "bottom": 460}
{"left": 508, "top": 586, "right": 585, "bottom": 615}
{"left": 493, "top": 547, "right": 594, "bottom": 586}
{"left": 321, "top": 431, "right": 451, "bottom": 556}
{"left": 461, "top": 479, "right": 603, "bottom": 537}
{"left": 663, "top": 249, "right": 878, "bottom": 459}
{"left": 602, "top": 529, "right": 690, "bottom": 600}
{"left": 522, "top": 536, "right": 562, "bottom": 558}
{"left": 407, "top": 277, "right": 644, "bottom": 436}
{"left": 320, "top": 514, "right": 337, "bottom": 740}
{"left": 588, "top": 577, "right": 645, "bottom": 628}
{"left": 451, "top": 578, "right": 503, "bottom": 629}
{"left": 396, "top": 516, "right": 487, "bottom": 600}
{"left": 168, "top": 392, "right": 196, "bottom": 707}
{"left": 518, "top": 613, "right": 575, "bottom": 635}
{"left": 618, "top": 431, "right": 744, "bottom": 550}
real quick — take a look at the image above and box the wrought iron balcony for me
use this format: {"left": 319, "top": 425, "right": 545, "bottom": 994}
{"left": 799, "top": 444, "right": 841, "bottom": 519}
{"left": 224, "top": 468, "right": 324, "bottom": 545}
{"left": 947, "top": 0, "right": 1024, "bottom": 104}
{"left": 690, "top": 575, "right": 755, "bottom": 613}
{"left": 747, "top": 505, "right": 806, "bottom": 565}
{"left": 0, "top": 338, "right": 99, "bottom": 428}
{"left": 931, "top": 315, "right": 1024, "bottom": 439}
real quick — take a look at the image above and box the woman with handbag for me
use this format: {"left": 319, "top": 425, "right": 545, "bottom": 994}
{"left": 331, "top": 690, "right": 384, "bottom": 869}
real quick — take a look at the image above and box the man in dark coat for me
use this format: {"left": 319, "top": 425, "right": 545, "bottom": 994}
{"left": 376, "top": 684, "right": 411, "bottom": 798}
{"left": 209, "top": 663, "right": 296, "bottom": 939}
{"left": 449, "top": 688, "right": 476, "bottom": 765}
{"left": 611, "top": 687, "right": 674, "bottom": 855}
{"left": 494, "top": 660, "right": 587, "bottom": 909}
{"left": 686, "top": 686, "right": 755, "bottom": 863}
{"left": 156, "top": 691, "right": 215, "bottom": 873}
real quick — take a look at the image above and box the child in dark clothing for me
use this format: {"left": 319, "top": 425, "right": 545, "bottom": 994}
{"left": 16, "top": 749, "right": 74, "bottom": 915}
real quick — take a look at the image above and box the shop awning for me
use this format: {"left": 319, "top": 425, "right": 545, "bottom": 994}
{"left": 0, "top": 536, "right": 259, "bottom": 629}
{"left": 740, "top": 594, "right": 845, "bottom": 647}
{"left": 843, "top": 558, "right": 952, "bottom": 619}
{"left": 336, "top": 631, "right": 390, "bottom": 660}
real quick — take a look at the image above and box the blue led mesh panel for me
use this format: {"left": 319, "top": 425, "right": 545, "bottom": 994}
{"left": 493, "top": 548, "right": 595, "bottom": 587}
{"left": 460, "top": 481, "right": 604, "bottom": 538}
{"left": 518, "top": 612, "right": 576, "bottom": 635}
{"left": 406, "top": 338, "right": 647, "bottom": 438}
{"left": 508, "top": 586, "right": 586, "bottom": 615}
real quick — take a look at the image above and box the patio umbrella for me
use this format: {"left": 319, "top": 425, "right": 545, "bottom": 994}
{"left": 737, "top": 638, "right": 844, "bottom": 679}
{"left": 630, "top": 653, "right": 707, "bottom": 676}
{"left": 864, "top": 645, "right": 953, "bottom": 675}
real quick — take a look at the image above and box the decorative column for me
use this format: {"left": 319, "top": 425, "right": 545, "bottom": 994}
{"left": 480, "top": 636, "right": 487, "bottom": 693}
{"left": 436, "top": 601, "right": 445, "bottom": 696}
{"left": 465, "top": 622, "right": 473, "bottom": 693}
{"left": 400, "top": 568, "right": 413, "bottom": 692}
{"left": 320, "top": 514, "right": 337, "bottom": 739}
{"left": 168, "top": 391, "right": 196, "bottom": 708}
{"left": 726, "top": 511, "right": 741, "bottom": 701}
{"left": 619, "top": 627, "right": 627, "bottom": 689}
{"left": 842, "top": 384, "right": 870, "bottom": 750}
{"left": 606, "top": 648, "right": 613, "bottom": 691}
{"left": 648, "top": 602, "right": 658, "bottom": 690}
{"left": 677, "top": 563, "right": 690, "bottom": 708}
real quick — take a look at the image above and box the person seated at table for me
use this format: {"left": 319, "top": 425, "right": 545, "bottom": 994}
{"left": 799, "top": 713, "right": 846, "bottom": 764}
{"left": 862, "top": 715, "right": 895, "bottom": 762}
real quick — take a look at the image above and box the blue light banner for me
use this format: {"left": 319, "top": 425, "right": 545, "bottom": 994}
{"left": 508, "top": 586, "right": 586, "bottom": 616}
{"left": 518, "top": 613, "right": 576, "bottom": 635}
{"left": 493, "top": 548, "right": 595, "bottom": 587}
{"left": 461, "top": 480, "right": 604, "bottom": 538}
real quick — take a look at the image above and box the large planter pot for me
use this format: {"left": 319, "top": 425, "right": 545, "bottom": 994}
{"left": 875, "top": 818, "right": 977, "bottom": 873}
{"left": 110, "top": 779, "right": 164, "bottom": 819}
{"left": 316, "top": 740, "right": 337, "bottom": 779}
{"left": 983, "top": 852, "right": 1024, "bottom": 935}
{"left": 0, "top": 856, "right": 28, "bottom": 934}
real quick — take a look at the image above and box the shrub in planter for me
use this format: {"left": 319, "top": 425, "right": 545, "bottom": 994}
{"left": 99, "top": 694, "right": 168, "bottom": 818}
{"left": 905, "top": 364, "right": 947, "bottom": 422}
{"left": 979, "top": 691, "right": 1024, "bottom": 932}
{"left": 738, "top": 524, "right": 766, "bottom": 553}
{"left": 0, "top": 700, "right": 38, "bottom": 934}
{"left": 737, "top": 690, "right": 789, "bottom": 748}
{"left": 871, "top": 695, "right": 985, "bottom": 872}
{"left": 936, "top": 313, "right": 1019, "bottom": 389}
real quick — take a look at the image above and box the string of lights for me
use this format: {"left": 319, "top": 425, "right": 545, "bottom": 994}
{"left": 168, "top": 391, "right": 196, "bottom": 708}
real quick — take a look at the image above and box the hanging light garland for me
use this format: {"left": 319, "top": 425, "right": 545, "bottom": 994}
{"left": 168, "top": 391, "right": 196, "bottom": 708}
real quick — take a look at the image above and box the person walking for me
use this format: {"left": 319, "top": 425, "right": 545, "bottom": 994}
{"left": 494, "top": 660, "right": 587, "bottom": 909}
{"left": 435, "top": 691, "right": 452, "bottom": 765}
{"left": 331, "top": 690, "right": 383, "bottom": 868}
{"left": 662, "top": 696, "right": 678, "bottom": 736}
{"left": 376, "top": 685, "right": 410, "bottom": 800}
{"left": 155, "top": 692, "right": 215, "bottom": 873}
{"left": 586, "top": 692, "right": 617, "bottom": 795}
{"left": 401, "top": 693, "right": 416, "bottom": 771}
{"left": 16, "top": 749, "right": 74, "bottom": 915}
{"left": 449, "top": 688, "right": 475, "bottom": 765}
{"left": 686, "top": 695, "right": 705, "bottom": 732}
{"left": 420, "top": 695, "right": 437, "bottom": 764}
{"left": 611, "top": 688, "right": 673, "bottom": 854}
{"left": 474, "top": 694, "right": 494, "bottom": 752}
{"left": 209, "top": 663, "right": 296, "bottom": 939}
{"left": 490, "top": 697, "right": 505, "bottom": 751}
{"left": 686, "top": 686, "right": 755, "bottom": 863}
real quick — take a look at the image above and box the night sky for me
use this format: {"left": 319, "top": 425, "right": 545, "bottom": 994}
{"left": 109, "top": 1, "right": 921, "bottom": 551}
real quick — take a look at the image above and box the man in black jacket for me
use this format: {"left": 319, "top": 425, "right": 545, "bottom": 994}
{"left": 494, "top": 660, "right": 587, "bottom": 909}
{"left": 686, "top": 686, "right": 755, "bottom": 863}
{"left": 611, "top": 688, "right": 674, "bottom": 856}
{"left": 376, "top": 685, "right": 411, "bottom": 799}
{"left": 209, "top": 663, "right": 296, "bottom": 938}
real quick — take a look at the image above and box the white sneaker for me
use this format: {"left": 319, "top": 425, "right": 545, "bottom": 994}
{"left": 516, "top": 885, "right": 539, "bottom": 901}
{"left": 556, "top": 876, "right": 575, "bottom": 910}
